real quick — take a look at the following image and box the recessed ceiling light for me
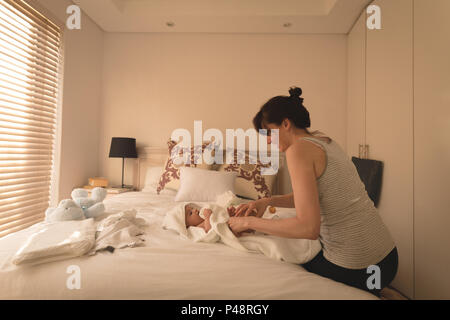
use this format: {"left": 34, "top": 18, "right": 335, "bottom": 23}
{"left": 283, "top": 23, "right": 292, "bottom": 28}
{"left": 166, "top": 22, "right": 175, "bottom": 27}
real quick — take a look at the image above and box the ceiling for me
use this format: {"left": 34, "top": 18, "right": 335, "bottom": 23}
{"left": 73, "top": 0, "right": 371, "bottom": 34}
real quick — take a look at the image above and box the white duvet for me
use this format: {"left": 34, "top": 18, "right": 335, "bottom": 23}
{"left": 0, "top": 191, "right": 378, "bottom": 300}
{"left": 162, "top": 203, "right": 321, "bottom": 264}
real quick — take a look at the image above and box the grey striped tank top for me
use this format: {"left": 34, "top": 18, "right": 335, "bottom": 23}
{"left": 301, "top": 136, "right": 395, "bottom": 269}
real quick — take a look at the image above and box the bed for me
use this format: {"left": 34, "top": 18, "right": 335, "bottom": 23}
{"left": 0, "top": 147, "right": 378, "bottom": 300}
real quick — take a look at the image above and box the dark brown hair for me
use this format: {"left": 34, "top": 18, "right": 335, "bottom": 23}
{"left": 253, "top": 87, "right": 311, "bottom": 131}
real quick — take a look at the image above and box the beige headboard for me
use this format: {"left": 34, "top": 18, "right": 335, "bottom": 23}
{"left": 133, "top": 147, "right": 292, "bottom": 195}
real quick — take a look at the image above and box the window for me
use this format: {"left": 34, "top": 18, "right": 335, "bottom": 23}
{"left": 0, "top": 0, "right": 62, "bottom": 238}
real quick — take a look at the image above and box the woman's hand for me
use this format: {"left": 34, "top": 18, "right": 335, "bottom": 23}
{"left": 227, "top": 216, "right": 253, "bottom": 237}
{"left": 227, "top": 206, "right": 236, "bottom": 216}
{"left": 234, "top": 198, "right": 270, "bottom": 218}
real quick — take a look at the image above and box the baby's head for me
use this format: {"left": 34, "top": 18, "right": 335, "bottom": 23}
{"left": 185, "top": 204, "right": 204, "bottom": 227}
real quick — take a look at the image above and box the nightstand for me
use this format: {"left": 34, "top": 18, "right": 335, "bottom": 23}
{"left": 82, "top": 186, "right": 135, "bottom": 200}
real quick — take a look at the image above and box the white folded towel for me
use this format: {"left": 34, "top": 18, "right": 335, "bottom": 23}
{"left": 11, "top": 209, "right": 148, "bottom": 265}
{"left": 12, "top": 219, "right": 96, "bottom": 265}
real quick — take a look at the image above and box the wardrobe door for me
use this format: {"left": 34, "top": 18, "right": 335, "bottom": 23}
{"left": 366, "top": 0, "right": 414, "bottom": 298}
{"left": 347, "top": 12, "right": 366, "bottom": 157}
{"left": 414, "top": 0, "right": 450, "bottom": 299}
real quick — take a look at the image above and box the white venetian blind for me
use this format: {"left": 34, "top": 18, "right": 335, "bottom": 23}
{"left": 0, "top": 0, "right": 61, "bottom": 238}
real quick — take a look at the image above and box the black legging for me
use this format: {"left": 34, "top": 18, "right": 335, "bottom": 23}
{"left": 301, "top": 247, "right": 398, "bottom": 297}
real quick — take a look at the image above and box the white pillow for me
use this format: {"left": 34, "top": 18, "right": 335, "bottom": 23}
{"left": 175, "top": 167, "right": 237, "bottom": 202}
{"left": 141, "top": 166, "right": 164, "bottom": 192}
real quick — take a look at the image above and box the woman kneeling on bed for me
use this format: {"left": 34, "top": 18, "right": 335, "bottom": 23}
{"left": 227, "top": 86, "right": 398, "bottom": 297}
{"left": 185, "top": 205, "right": 255, "bottom": 235}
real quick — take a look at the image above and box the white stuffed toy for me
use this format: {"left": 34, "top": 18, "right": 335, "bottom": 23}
{"left": 71, "top": 187, "right": 107, "bottom": 219}
{"left": 45, "top": 199, "right": 85, "bottom": 222}
{"left": 45, "top": 187, "right": 107, "bottom": 222}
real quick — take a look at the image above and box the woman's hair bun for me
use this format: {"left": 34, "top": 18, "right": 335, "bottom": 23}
{"left": 288, "top": 87, "right": 303, "bottom": 102}
{"left": 254, "top": 86, "right": 310, "bottom": 130}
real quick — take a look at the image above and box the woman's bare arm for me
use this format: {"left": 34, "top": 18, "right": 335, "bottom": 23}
{"left": 234, "top": 193, "right": 294, "bottom": 218}
{"left": 230, "top": 140, "right": 321, "bottom": 240}
{"left": 266, "top": 193, "right": 295, "bottom": 208}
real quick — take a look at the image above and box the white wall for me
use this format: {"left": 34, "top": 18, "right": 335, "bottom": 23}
{"left": 32, "top": 0, "right": 104, "bottom": 201}
{"left": 348, "top": 0, "right": 450, "bottom": 299}
{"left": 347, "top": 0, "right": 415, "bottom": 298}
{"left": 365, "top": 0, "right": 414, "bottom": 298}
{"left": 99, "top": 33, "right": 348, "bottom": 186}
{"left": 414, "top": 0, "right": 450, "bottom": 299}
{"left": 347, "top": 12, "right": 366, "bottom": 158}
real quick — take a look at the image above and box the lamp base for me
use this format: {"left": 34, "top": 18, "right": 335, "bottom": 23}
{"left": 110, "top": 185, "right": 134, "bottom": 190}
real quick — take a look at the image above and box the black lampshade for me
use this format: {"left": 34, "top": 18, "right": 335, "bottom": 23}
{"left": 109, "top": 137, "right": 137, "bottom": 158}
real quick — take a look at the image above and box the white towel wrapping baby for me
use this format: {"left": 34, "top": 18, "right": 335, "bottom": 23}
{"left": 162, "top": 201, "right": 321, "bottom": 264}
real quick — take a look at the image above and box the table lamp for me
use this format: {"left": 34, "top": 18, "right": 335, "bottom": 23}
{"left": 109, "top": 137, "right": 138, "bottom": 188}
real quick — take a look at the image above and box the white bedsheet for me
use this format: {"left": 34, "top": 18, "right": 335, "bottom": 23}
{"left": 0, "top": 191, "right": 378, "bottom": 300}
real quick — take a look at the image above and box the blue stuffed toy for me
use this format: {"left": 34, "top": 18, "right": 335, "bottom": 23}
{"left": 45, "top": 187, "right": 107, "bottom": 222}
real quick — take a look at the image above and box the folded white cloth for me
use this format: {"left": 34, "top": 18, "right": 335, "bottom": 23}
{"left": 89, "top": 209, "right": 147, "bottom": 254}
{"left": 12, "top": 219, "right": 96, "bottom": 265}
{"left": 162, "top": 200, "right": 321, "bottom": 264}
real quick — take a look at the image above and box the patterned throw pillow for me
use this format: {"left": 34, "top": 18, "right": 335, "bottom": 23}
{"left": 217, "top": 150, "right": 277, "bottom": 200}
{"left": 156, "top": 139, "right": 214, "bottom": 194}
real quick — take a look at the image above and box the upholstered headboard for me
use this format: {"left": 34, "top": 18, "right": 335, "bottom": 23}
{"left": 133, "top": 147, "right": 292, "bottom": 195}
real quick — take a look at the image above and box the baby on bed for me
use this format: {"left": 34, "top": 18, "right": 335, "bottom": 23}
{"left": 185, "top": 204, "right": 255, "bottom": 235}
{"left": 163, "top": 199, "right": 321, "bottom": 264}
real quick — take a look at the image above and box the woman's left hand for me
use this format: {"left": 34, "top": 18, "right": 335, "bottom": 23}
{"left": 228, "top": 216, "right": 253, "bottom": 236}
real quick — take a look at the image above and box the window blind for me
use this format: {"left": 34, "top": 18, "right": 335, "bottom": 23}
{"left": 0, "top": 0, "right": 61, "bottom": 238}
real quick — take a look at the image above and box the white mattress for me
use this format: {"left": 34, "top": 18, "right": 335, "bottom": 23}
{"left": 0, "top": 191, "right": 377, "bottom": 300}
